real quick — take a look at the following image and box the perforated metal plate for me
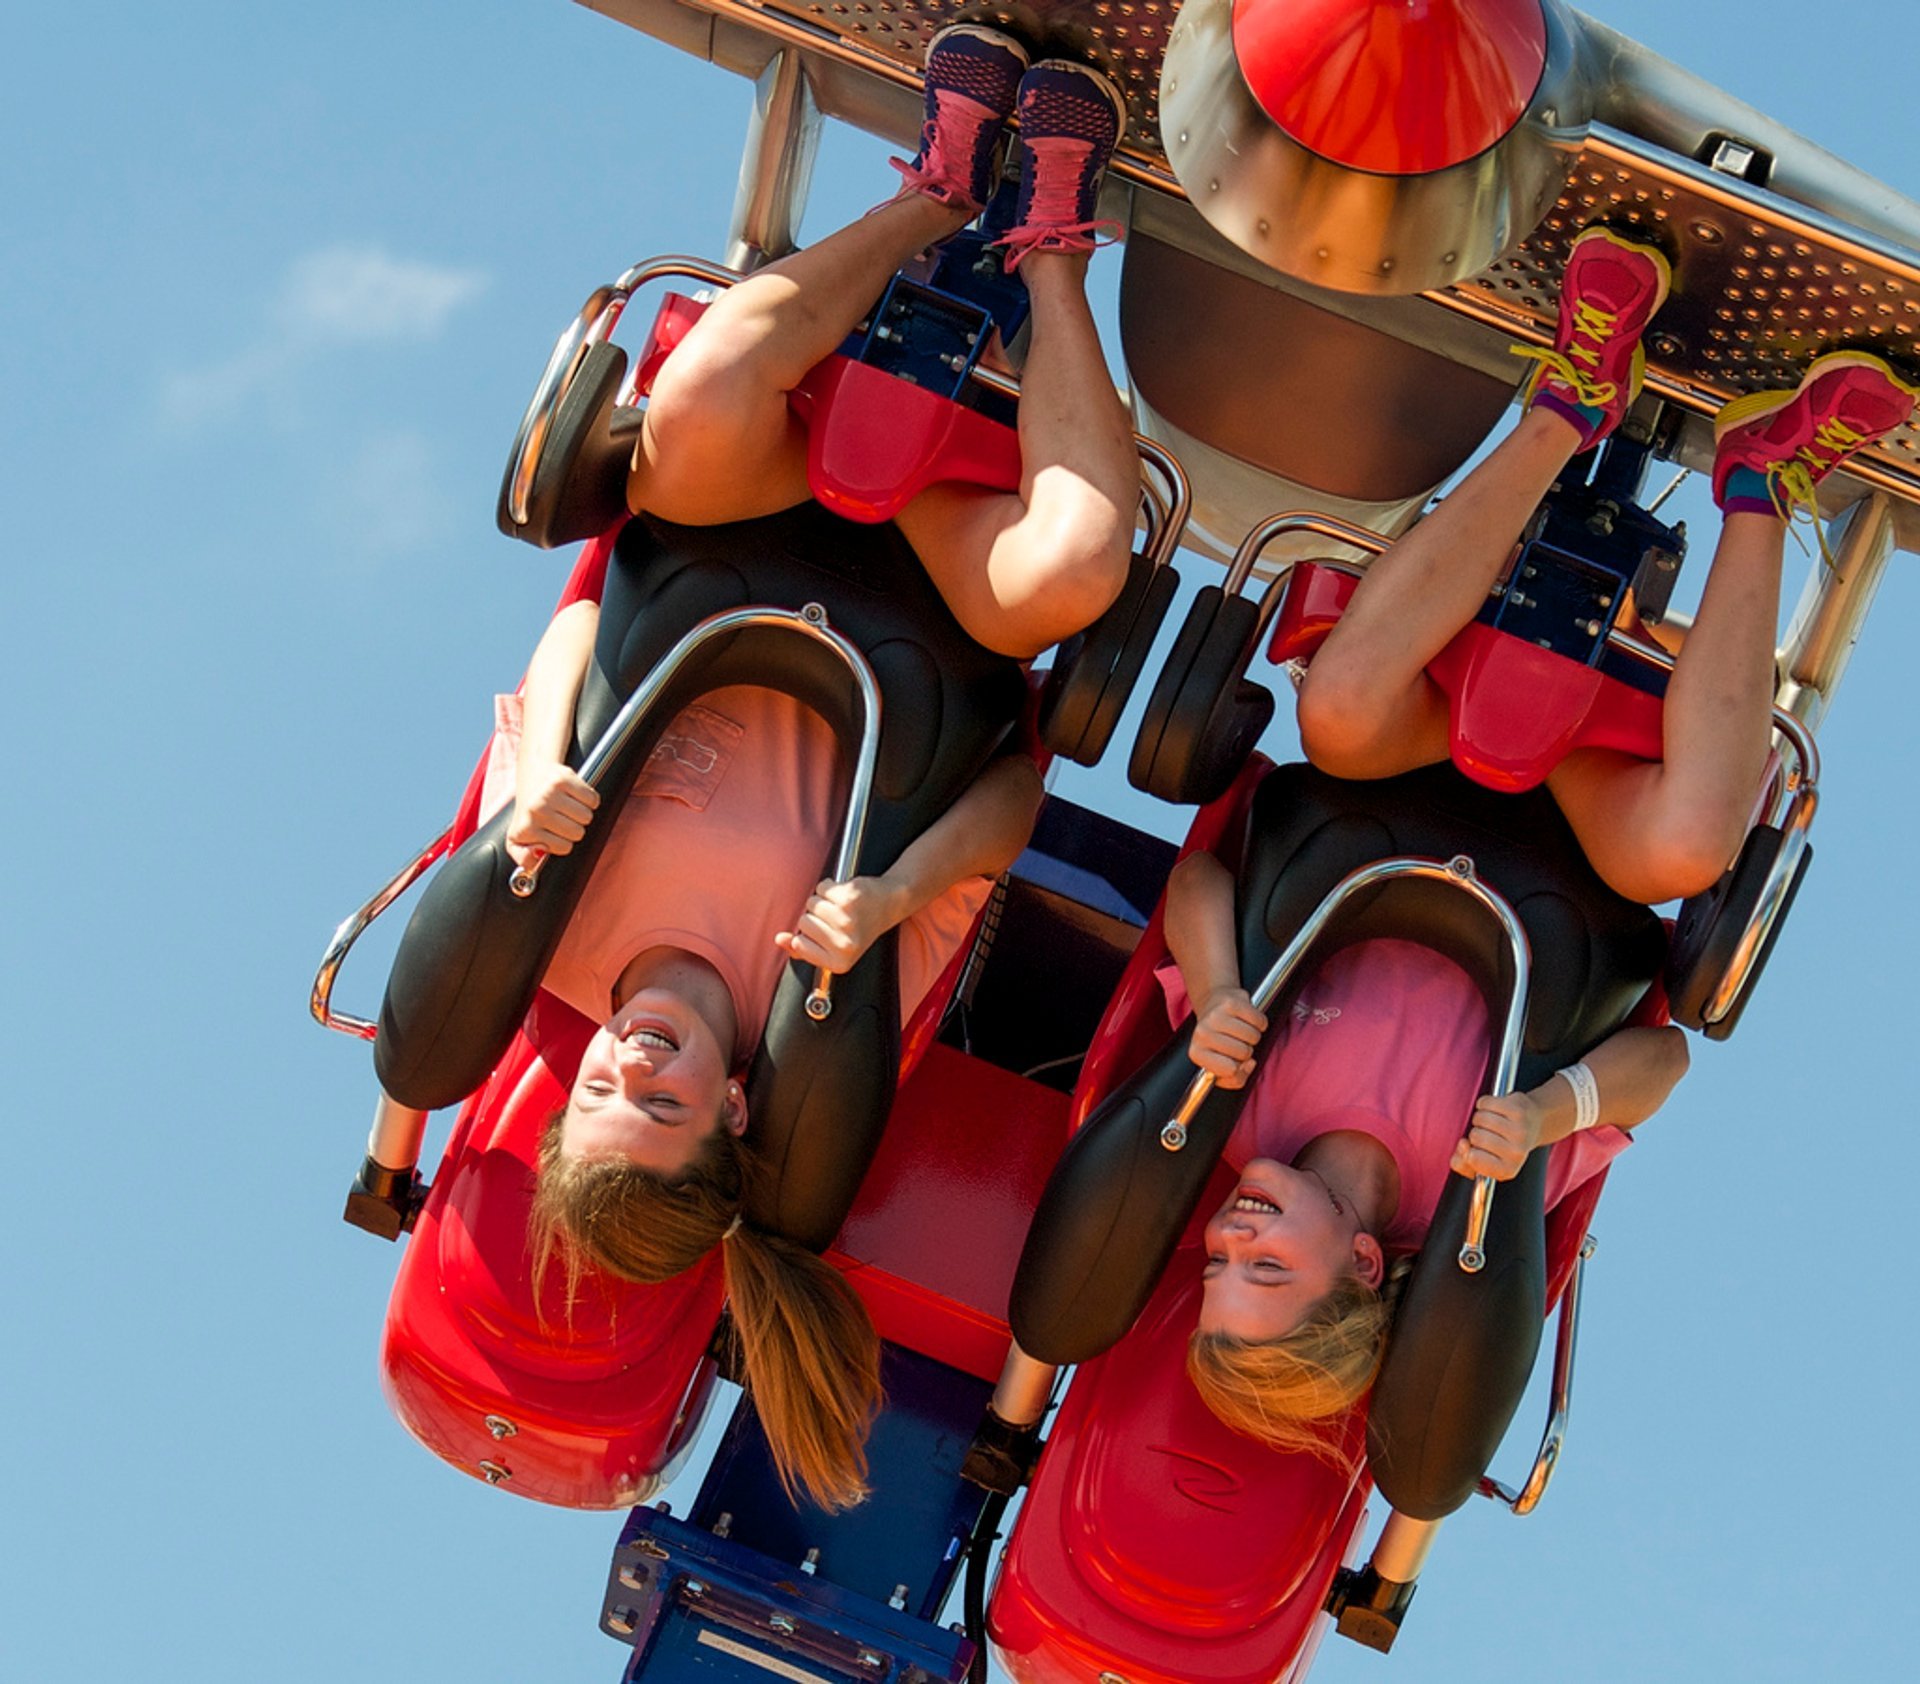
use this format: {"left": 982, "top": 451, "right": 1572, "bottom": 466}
{"left": 768, "top": 0, "right": 1179, "bottom": 144}
{"left": 1444, "top": 127, "right": 1920, "bottom": 498}
{"left": 619, "top": 0, "right": 1920, "bottom": 501}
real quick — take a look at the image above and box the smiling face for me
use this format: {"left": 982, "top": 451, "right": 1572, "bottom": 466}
{"left": 1198, "top": 1158, "right": 1385, "bottom": 1342}
{"left": 561, "top": 987, "right": 747, "bottom": 1179}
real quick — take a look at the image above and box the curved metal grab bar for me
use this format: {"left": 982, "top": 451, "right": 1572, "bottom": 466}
{"left": 1157, "top": 854, "right": 1533, "bottom": 1275}
{"left": 508, "top": 602, "right": 884, "bottom": 1023}
{"left": 1479, "top": 1234, "right": 1595, "bottom": 1515}
{"left": 310, "top": 827, "right": 456, "bottom": 1039}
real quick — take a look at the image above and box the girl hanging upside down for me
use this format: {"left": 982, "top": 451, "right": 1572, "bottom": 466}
{"left": 1297, "top": 224, "right": 1919, "bottom": 907}
{"left": 501, "top": 590, "right": 1043, "bottom": 1513}
{"left": 411, "top": 26, "right": 1137, "bottom": 1511}
{"left": 630, "top": 22, "right": 1140, "bottom": 660}
{"left": 1164, "top": 225, "right": 1917, "bottom": 1458}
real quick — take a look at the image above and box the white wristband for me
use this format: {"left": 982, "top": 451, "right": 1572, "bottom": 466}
{"left": 1556, "top": 1061, "right": 1601, "bottom": 1133}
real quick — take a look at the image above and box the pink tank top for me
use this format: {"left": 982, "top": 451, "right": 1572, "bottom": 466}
{"left": 483, "top": 685, "right": 990, "bottom": 1055}
{"left": 1159, "top": 939, "right": 1627, "bottom": 1250}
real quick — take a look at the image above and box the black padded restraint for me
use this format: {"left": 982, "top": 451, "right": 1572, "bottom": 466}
{"left": 376, "top": 504, "right": 1025, "bottom": 1250}
{"left": 1008, "top": 763, "right": 1665, "bottom": 1400}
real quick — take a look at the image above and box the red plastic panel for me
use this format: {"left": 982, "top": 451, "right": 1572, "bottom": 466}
{"left": 631, "top": 292, "right": 709, "bottom": 397}
{"left": 831, "top": 1043, "right": 1072, "bottom": 1381}
{"left": 633, "top": 294, "right": 1023, "bottom": 522}
{"left": 1263, "top": 562, "right": 1667, "bottom": 793}
{"left": 1231, "top": 0, "right": 1547, "bottom": 175}
{"left": 791, "top": 356, "right": 1023, "bottom": 524}
{"left": 1425, "top": 624, "right": 1665, "bottom": 792}
{"left": 1265, "top": 562, "right": 1358, "bottom": 668}
{"left": 381, "top": 994, "right": 725, "bottom": 1509}
{"left": 990, "top": 1204, "right": 1369, "bottom": 1684}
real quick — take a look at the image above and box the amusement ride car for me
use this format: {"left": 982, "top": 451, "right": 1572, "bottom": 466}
{"left": 311, "top": 3, "right": 1920, "bottom": 1680}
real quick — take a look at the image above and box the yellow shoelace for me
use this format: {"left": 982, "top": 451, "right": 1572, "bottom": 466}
{"left": 1512, "top": 298, "right": 1624, "bottom": 408}
{"left": 1763, "top": 417, "right": 1867, "bottom": 570}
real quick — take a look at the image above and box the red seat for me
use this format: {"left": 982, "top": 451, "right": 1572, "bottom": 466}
{"left": 1267, "top": 560, "right": 1665, "bottom": 793}
{"left": 634, "top": 293, "right": 1023, "bottom": 525}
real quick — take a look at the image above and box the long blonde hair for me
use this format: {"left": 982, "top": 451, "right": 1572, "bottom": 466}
{"left": 530, "top": 1117, "right": 882, "bottom": 1511}
{"left": 1186, "top": 1271, "right": 1390, "bottom": 1464}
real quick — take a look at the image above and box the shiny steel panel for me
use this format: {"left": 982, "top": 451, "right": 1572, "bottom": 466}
{"left": 1160, "top": 0, "right": 1587, "bottom": 295}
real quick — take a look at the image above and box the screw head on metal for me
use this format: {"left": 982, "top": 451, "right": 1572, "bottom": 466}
{"left": 484, "top": 1414, "right": 517, "bottom": 1440}
{"left": 805, "top": 990, "right": 833, "bottom": 1021}
{"left": 801, "top": 601, "right": 828, "bottom": 625}
{"left": 478, "top": 1459, "right": 512, "bottom": 1485}
{"left": 1446, "top": 855, "right": 1476, "bottom": 880}
{"left": 1159, "top": 1122, "right": 1187, "bottom": 1151}
{"left": 1458, "top": 1244, "right": 1486, "bottom": 1273}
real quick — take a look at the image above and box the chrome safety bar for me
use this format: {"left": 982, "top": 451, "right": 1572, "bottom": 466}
{"left": 310, "top": 827, "right": 457, "bottom": 1039}
{"left": 1478, "top": 1234, "right": 1595, "bottom": 1517}
{"left": 509, "top": 603, "right": 883, "bottom": 1024}
{"left": 1157, "top": 855, "right": 1532, "bottom": 1275}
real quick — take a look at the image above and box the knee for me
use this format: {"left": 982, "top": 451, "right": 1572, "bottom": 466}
{"left": 1296, "top": 661, "right": 1387, "bottom": 777}
{"left": 1612, "top": 815, "right": 1746, "bottom": 906}
{"left": 1021, "top": 495, "right": 1132, "bottom": 638}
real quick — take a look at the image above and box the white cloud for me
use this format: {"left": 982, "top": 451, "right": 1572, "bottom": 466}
{"left": 273, "top": 245, "right": 487, "bottom": 345}
{"left": 158, "top": 244, "right": 488, "bottom": 428}
{"left": 332, "top": 428, "right": 450, "bottom": 559}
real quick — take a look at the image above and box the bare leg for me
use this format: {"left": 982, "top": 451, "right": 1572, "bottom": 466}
{"left": 1297, "top": 407, "right": 1584, "bottom": 776}
{"left": 630, "top": 192, "right": 971, "bottom": 525}
{"left": 1547, "top": 513, "right": 1782, "bottom": 904}
{"left": 898, "top": 250, "right": 1136, "bottom": 657}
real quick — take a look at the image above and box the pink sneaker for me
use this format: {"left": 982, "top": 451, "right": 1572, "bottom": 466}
{"left": 1515, "top": 225, "right": 1672, "bottom": 447}
{"left": 995, "top": 58, "right": 1126, "bottom": 273}
{"left": 889, "top": 24, "right": 1029, "bottom": 212}
{"left": 1712, "top": 352, "right": 1918, "bottom": 527}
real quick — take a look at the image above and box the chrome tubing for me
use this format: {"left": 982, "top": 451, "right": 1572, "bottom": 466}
{"left": 1369, "top": 1512, "right": 1444, "bottom": 1585}
{"left": 502, "top": 255, "right": 743, "bottom": 530}
{"left": 310, "top": 827, "right": 456, "bottom": 1039}
{"left": 989, "top": 1345, "right": 1058, "bottom": 1431}
{"left": 507, "top": 603, "right": 883, "bottom": 1023}
{"left": 367, "top": 1093, "right": 431, "bottom": 1176}
{"left": 1157, "top": 855, "right": 1532, "bottom": 1276}
{"left": 725, "top": 48, "right": 821, "bottom": 273}
{"left": 1480, "top": 1233, "right": 1595, "bottom": 1516}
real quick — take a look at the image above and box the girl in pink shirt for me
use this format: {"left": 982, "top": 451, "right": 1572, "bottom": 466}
{"left": 501, "top": 593, "right": 1040, "bottom": 1513}
{"left": 1161, "top": 847, "right": 1688, "bottom": 1460}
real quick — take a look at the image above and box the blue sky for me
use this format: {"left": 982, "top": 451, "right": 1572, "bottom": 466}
{"left": 9, "top": 4, "right": 1920, "bottom": 1681}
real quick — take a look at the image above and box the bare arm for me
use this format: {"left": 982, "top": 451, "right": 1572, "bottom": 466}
{"left": 1452, "top": 1024, "right": 1690, "bottom": 1180}
{"left": 506, "top": 599, "right": 602, "bottom": 863}
{"left": 776, "top": 756, "right": 1044, "bottom": 972}
{"left": 1164, "top": 850, "right": 1269, "bottom": 1090}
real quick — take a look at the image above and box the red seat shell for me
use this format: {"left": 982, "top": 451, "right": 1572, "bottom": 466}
{"left": 991, "top": 1209, "right": 1369, "bottom": 1684}
{"left": 381, "top": 995, "right": 725, "bottom": 1509}
{"left": 1266, "top": 560, "right": 1665, "bottom": 793}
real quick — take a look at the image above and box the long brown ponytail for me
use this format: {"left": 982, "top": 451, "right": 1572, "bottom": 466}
{"left": 531, "top": 1117, "right": 882, "bottom": 1511}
